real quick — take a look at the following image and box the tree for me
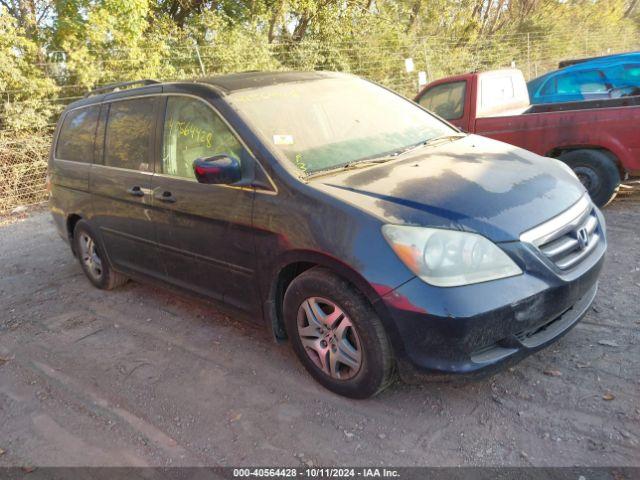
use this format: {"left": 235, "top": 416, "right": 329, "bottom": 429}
{"left": 0, "top": 7, "right": 58, "bottom": 131}
{"left": 0, "top": 0, "right": 53, "bottom": 44}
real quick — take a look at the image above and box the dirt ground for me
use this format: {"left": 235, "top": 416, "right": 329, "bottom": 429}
{"left": 0, "top": 190, "right": 639, "bottom": 468}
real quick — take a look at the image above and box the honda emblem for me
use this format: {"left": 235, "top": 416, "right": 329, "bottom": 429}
{"left": 576, "top": 227, "right": 589, "bottom": 250}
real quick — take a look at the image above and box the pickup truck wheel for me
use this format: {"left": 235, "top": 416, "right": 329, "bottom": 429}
{"left": 559, "top": 149, "right": 620, "bottom": 207}
{"left": 283, "top": 267, "right": 395, "bottom": 398}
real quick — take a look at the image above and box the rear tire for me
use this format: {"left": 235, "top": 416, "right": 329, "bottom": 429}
{"left": 73, "top": 220, "right": 128, "bottom": 290}
{"left": 283, "top": 267, "right": 395, "bottom": 398}
{"left": 559, "top": 149, "right": 620, "bottom": 207}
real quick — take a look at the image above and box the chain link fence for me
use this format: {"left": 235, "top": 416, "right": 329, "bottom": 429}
{"left": 2, "top": 30, "right": 639, "bottom": 213}
{"left": 0, "top": 132, "right": 52, "bottom": 213}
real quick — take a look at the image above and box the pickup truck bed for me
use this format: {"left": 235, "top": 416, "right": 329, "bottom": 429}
{"left": 416, "top": 69, "right": 640, "bottom": 206}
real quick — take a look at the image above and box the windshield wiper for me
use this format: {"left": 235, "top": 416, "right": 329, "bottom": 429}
{"left": 305, "top": 133, "right": 466, "bottom": 180}
{"left": 371, "top": 133, "right": 467, "bottom": 160}
{"left": 306, "top": 157, "right": 394, "bottom": 179}
{"left": 422, "top": 133, "right": 467, "bottom": 146}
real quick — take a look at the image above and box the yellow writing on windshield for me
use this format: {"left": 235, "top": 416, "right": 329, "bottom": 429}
{"left": 168, "top": 118, "right": 213, "bottom": 148}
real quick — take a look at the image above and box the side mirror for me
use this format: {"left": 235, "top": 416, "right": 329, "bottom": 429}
{"left": 193, "top": 155, "right": 241, "bottom": 185}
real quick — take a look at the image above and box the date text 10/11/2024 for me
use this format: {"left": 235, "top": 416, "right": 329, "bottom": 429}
{"left": 232, "top": 468, "right": 401, "bottom": 478}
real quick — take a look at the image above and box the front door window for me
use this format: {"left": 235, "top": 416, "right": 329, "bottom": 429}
{"left": 161, "top": 97, "right": 244, "bottom": 179}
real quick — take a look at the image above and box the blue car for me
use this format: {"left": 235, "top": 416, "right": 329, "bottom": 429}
{"left": 528, "top": 52, "right": 640, "bottom": 104}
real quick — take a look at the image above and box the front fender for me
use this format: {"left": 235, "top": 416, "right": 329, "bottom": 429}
{"left": 262, "top": 249, "right": 409, "bottom": 357}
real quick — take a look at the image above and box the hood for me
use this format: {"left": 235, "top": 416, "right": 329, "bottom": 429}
{"left": 310, "top": 135, "right": 586, "bottom": 242}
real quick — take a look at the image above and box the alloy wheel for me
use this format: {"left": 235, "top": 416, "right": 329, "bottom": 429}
{"left": 296, "top": 297, "right": 362, "bottom": 380}
{"left": 79, "top": 233, "right": 103, "bottom": 281}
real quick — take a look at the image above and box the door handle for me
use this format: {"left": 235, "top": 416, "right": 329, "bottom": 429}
{"left": 127, "top": 185, "right": 144, "bottom": 197}
{"left": 155, "top": 191, "right": 176, "bottom": 203}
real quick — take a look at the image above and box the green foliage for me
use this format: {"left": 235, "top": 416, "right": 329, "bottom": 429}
{"left": 188, "top": 11, "right": 280, "bottom": 74}
{"left": 60, "top": 0, "right": 160, "bottom": 87}
{"left": 3, "top": 0, "right": 639, "bottom": 100}
{"left": 0, "top": 9, "right": 59, "bottom": 131}
{"left": 0, "top": 0, "right": 639, "bottom": 212}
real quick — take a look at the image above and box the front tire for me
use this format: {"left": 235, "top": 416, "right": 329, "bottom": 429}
{"left": 283, "top": 267, "right": 395, "bottom": 398}
{"left": 73, "top": 220, "right": 128, "bottom": 290}
{"left": 559, "top": 149, "right": 620, "bottom": 207}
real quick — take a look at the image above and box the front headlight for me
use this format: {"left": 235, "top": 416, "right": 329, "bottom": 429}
{"left": 382, "top": 225, "right": 522, "bottom": 287}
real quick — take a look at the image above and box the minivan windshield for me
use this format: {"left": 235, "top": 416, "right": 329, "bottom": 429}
{"left": 227, "top": 75, "right": 456, "bottom": 175}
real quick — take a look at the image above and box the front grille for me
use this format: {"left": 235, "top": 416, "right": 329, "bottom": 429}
{"left": 520, "top": 195, "right": 601, "bottom": 271}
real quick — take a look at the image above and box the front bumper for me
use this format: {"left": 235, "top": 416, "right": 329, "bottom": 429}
{"left": 379, "top": 216, "right": 605, "bottom": 382}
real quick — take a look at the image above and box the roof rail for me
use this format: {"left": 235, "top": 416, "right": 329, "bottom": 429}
{"left": 557, "top": 51, "right": 637, "bottom": 68}
{"left": 84, "top": 79, "right": 160, "bottom": 98}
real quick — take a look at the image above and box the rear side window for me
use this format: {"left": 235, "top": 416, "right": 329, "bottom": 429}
{"left": 480, "top": 75, "right": 515, "bottom": 109}
{"left": 606, "top": 64, "right": 640, "bottom": 87}
{"left": 623, "top": 64, "right": 640, "bottom": 82}
{"left": 55, "top": 106, "right": 100, "bottom": 162}
{"left": 418, "top": 81, "right": 466, "bottom": 120}
{"left": 544, "top": 70, "right": 607, "bottom": 95}
{"left": 104, "top": 97, "right": 156, "bottom": 171}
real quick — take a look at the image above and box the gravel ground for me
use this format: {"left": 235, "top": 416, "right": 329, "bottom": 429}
{"left": 0, "top": 192, "right": 639, "bottom": 468}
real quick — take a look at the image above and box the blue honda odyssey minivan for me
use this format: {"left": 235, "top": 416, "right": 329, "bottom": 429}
{"left": 49, "top": 72, "right": 606, "bottom": 398}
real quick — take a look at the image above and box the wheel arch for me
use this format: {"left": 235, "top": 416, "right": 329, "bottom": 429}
{"left": 546, "top": 144, "right": 626, "bottom": 179}
{"left": 66, "top": 213, "right": 83, "bottom": 256}
{"left": 264, "top": 251, "right": 392, "bottom": 343}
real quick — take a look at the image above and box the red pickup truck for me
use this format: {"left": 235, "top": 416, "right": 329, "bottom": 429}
{"left": 415, "top": 69, "right": 640, "bottom": 206}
